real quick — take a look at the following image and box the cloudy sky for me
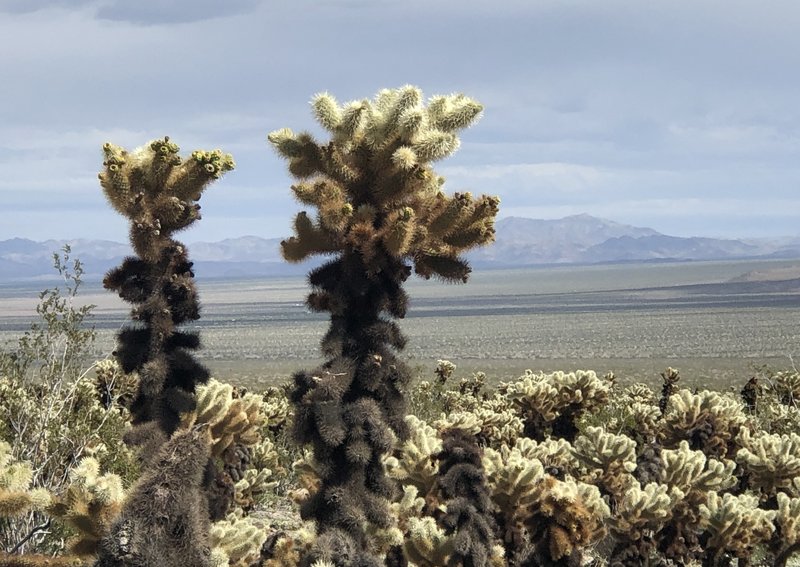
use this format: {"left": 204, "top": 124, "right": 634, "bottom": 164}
{"left": 1, "top": 0, "right": 798, "bottom": 243}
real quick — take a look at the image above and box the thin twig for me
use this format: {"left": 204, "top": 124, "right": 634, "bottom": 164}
{"left": 9, "top": 518, "right": 51, "bottom": 553}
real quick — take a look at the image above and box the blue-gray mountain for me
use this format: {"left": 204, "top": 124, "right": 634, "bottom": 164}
{"left": 1, "top": 215, "right": 799, "bottom": 281}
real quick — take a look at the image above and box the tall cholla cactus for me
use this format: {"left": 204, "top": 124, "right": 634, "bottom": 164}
{"left": 98, "top": 138, "right": 234, "bottom": 440}
{"left": 268, "top": 86, "right": 499, "bottom": 565}
{"left": 95, "top": 138, "right": 233, "bottom": 567}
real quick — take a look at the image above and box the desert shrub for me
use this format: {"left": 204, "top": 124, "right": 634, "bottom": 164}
{"left": 0, "top": 248, "right": 136, "bottom": 556}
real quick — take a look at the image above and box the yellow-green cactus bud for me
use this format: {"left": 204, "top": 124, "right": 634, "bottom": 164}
{"left": 312, "top": 92, "right": 342, "bottom": 132}
{"left": 429, "top": 95, "right": 484, "bottom": 132}
{"left": 268, "top": 128, "right": 303, "bottom": 158}
{"left": 411, "top": 130, "right": 460, "bottom": 162}
{"left": 391, "top": 146, "right": 418, "bottom": 170}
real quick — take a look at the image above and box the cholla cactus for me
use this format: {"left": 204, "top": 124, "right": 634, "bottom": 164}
{"left": 210, "top": 509, "right": 268, "bottom": 567}
{"left": 515, "top": 437, "right": 580, "bottom": 477}
{"left": 0, "top": 442, "right": 51, "bottom": 518}
{"left": 185, "top": 379, "right": 266, "bottom": 457}
{"left": 518, "top": 476, "right": 608, "bottom": 566}
{"left": 434, "top": 429, "right": 496, "bottom": 566}
{"left": 502, "top": 370, "right": 612, "bottom": 441}
{"left": 434, "top": 404, "right": 523, "bottom": 448}
{"left": 609, "top": 479, "right": 682, "bottom": 540}
{"left": 624, "top": 383, "right": 657, "bottom": 406}
{"left": 233, "top": 468, "right": 278, "bottom": 511}
{"left": 48, "top": 458, "right": 125, "bottom": 556}
{"left": 606, "top": 478, "right": 683, "bottom": 565}
{"left": 434, "top": 360, "right": 457, "bottom": 385}
{"left": 572, "top": 427, "right": 637, "bottom": 495}
{"left": 95, "top": 426, "right": 214, "bottom": 567}
{"left": 736, "top": 430, "right": 800, "bottom": 496}
{"left": 260, "top": 387, "right": 292, "bottom": 432}
{"left": 660, "top": 389, "right": 748, "bottom": 458}
{"left": 385, "top": 415, "right": 442, "bottom": 495}
{"left": 698, "top": 492, "right": 776, "bottom": 564}
{"left": 773, "top": 492, "right": 800, "bottom": 567}
{"left": 658, "top": 367, "right": 681, "bottom": 413}
{"left": 403, "top": 516, "right": 454, "bottom": 566}
{"left": 659, "top": 440, "right": 737, "bottom": 494}
{"left": 270, "top": 86, "right": 498, "bottom": 565}
{"left": 482, "top": 442, "right": 607, "bottom": 565}
{"left": 99, "top": 138, "right": 233, "bottom": 439}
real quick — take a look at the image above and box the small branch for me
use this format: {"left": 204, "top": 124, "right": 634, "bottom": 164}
{"left": 775, "top": 541, "right": 800, "bottom": 567}
{"left": 9, "top": 518, "right": 51, "bottom": 553}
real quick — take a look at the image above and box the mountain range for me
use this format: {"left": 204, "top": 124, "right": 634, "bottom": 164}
{"left": 2, "top": 214, "right": 799, "bottom": 281}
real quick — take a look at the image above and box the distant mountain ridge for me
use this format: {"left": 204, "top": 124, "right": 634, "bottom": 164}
{"left": 2, "top": 215, "right": 799, "bottom": 281}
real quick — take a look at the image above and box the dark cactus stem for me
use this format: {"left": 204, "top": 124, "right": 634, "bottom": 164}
{"left": 106, "top": 244, "right": 209, "bottom": 440}
{"left": 292, "top": 251, "right": 412, "bottom": 564}
{"left": 740, "top": 376, "right": 759, "bottom": 412}
{"left": 658, "top": 368, "right": 681, "bottom": 415}
{"left": 436, "top": 429, "right": 495, "bottom": 567}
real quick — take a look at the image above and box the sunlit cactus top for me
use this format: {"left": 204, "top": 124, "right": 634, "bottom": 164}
{"left": 268, "top": 85, "right": 499, "bottom": 282}
{"left": 98, "top": 137, "right": 234, "bottom": 256}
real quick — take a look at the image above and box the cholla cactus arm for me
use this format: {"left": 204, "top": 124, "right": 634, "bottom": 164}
{"left": 0, "top": 442, "right": 51, "bottom": 518}
{"left": 573, "top": 427, "right": 637, "bottom": 474}
{"left": 736, "top": 430, "right": 800, "bottom": 496}
{"left": 186, "top": 379, "right": 267, "bottom": 457}
{"left": 403, "top": 516, "right": 454, "bottom": 566}
{"left": 385, "top": 415, "right": 442, "bottom": 495}
{"left": 698, "top": 492, "right": 776, "bottom": 563}
{"left": 434, "top": 429, "right": 496, "bottom": 567}
{"left": 773, "top": 492, "right": 800, "bottom": 567}
{"left": 210, "top": 510, "right": 268, "bottom": 567}
{"left": 772, "top": 370, "right": 800, "bottom": 405}
{"left": 482, "top": 446, "right": 546, "bottom": 514}
{"left": 233, "top": 468, "right": 278, "bottom": 511}
{"left": 269, "top": 86, "right": 498, "bottom": 273}
{"left": 48, "top": 457, "right": 125, "bottom": 556}
{"left": 516, "top": 438, "right": 581, "bottom": 476}
{"left": 95, "top": 426, "right": 214, "bottom": 567}
{"left": 624, "top": 383, "right": 657, "bottom": 405}
{"left": 523, "top": 476, "right": 608, "bottom": 565}
{"left": 271, "top": 87, "right": 498, "bottom": 565}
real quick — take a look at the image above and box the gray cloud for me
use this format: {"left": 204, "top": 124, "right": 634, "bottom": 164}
{"left": 1, "top": 0, "right": 799, "bottom": 241}
{"left": 0, "top": 0, "right": 260, "bottom": 24}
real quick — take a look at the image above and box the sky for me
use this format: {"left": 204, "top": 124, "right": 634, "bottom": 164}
{"left": 1, "top": 0, "right": 799, "bottom": 243}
